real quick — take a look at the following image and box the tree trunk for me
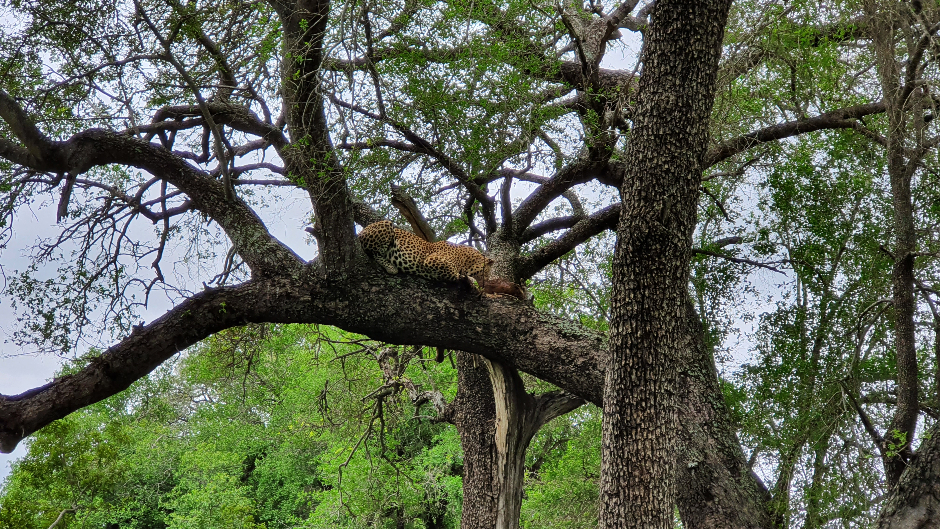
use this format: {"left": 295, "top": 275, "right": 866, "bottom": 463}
{"left": 802, "top": 436, "right": 833, "bottom": 529}
{"left": 876, "top": 420, "right": 940, "bottom": 528}
{"left": 487, "top": 359, "right": 537, "bottom": 529}
{"left": 451, "top": 352, "right": 584, "bottom": 529}
{"left": 676, "top": 302, "right": 774, "bottom": 529}
{"left": 279, "top": 0, "right": 358, "bottom": 275}
{"left": 452, "top": 352, "right": 500, "bottom": 529}
{"left": 866, "top": 0, "right": 920, "bottom": 488}
{"left": 600, "top": 1, "right": 731, "bottom": 527}
{"left": 487, "top": 359, "right": 584, "bottom": 528}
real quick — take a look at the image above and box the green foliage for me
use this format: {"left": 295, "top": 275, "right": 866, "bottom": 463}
{"left": 530, "top": 229, "right": 613, "bottom": 331}
{"left": 5, "top": 0, "right": 940, "bottom": 526}
{"left": 522, "top": 406, "right": 601, "bottom": 529}
{"left": 1, "top": 325, "right": 601, "bottom": 527}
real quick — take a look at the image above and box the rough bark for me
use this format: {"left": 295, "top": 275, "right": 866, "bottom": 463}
{"left": 600, "top": 0, "right": 731, "bottom": 527}
{"left": 0, "top": 266, "right": 605, "bottom": 453}
{"left": 451, "top": 352, "right": 500, "bottom": 529}
{"left": 484, "top": 359, "right": 584, "bottom": 529}
{"left": 451, "top": 354, "right": 585, "bottom": 529}
{"left": 875, "top": 420, "right": 940, "bottom": 528}
{"left": 676, "top": 302, "right": 773, "bottom": 529}
{"left": 866, "top": 0, "right": 920, "bottom": 488}
{"left": 278, "top": 0, "right": 359, "bottom": 275}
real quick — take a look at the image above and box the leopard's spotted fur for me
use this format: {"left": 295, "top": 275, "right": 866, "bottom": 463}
{"left": 359, "top": 220, "right": 492, "bottom": 287}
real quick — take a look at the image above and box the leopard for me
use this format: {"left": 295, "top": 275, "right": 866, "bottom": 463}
{"left": 359, "top": 220, "right": 492, "bottom": 288}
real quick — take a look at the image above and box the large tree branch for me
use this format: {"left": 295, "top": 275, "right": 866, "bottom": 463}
{"left": 512, "top": 160, "right": 608, "bottom": 237}
{"left": 705, "top": 101, "right": 887, "bottom": 168}
{"left": 0, "top": 117, "right": 303, "bottom": 277}
{"left": 149, "top": 103, "right": 288, "bottom": 150}
{"left": 0, "top": 89, "right": 60, "bottom": 166}
{"left": 521, "top": 215, "right": 583, "bottom": 242}
{"left": 516, "top": 203, "right": 620, "bottom": 279}
{"left": 0, "top": 281, "right": 264, "bottom": 452}
{"left": 0, "top": 265, "right": 608, "bottom": 453}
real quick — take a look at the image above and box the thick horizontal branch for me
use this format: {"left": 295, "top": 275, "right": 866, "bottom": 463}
{"left": 150, "top": 103, "right": 288, "bottom": 149}
{"left": 512, "top": 160, "right": 609, "bottom": 237}
{"left": 132, "top": 118, "right": 206, "bottom": 137}
{"left": 231, "top": 162, "right": 285, "bottom": 178}
{"left": 0, "top": 263, "right": 608, "bottom": 452}
{"left": 705, "top": 101, "right": 887, "bottom": 168}
{"left": 0, "top": 281, "right": 267, "bottom": 452}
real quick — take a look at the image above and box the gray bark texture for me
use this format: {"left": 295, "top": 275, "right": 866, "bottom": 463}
{"left": 875, "top": 421, "right": 940, "bottom": 529}
{"left": 446, "top": 352, "right": 585, "bottom": 529}
{"left": 676, "top": 302, "right": 773, "bottom": 529}
{"left": 599, "top": 0, "right": 732, "bottom": 527}
{"left": 450, "top": 352, "right": 500, "bottom": 529}
{"left": 863, "top": 0, "right": 922, "bottom": 489}
{"left": 485, "top": 359, "right": 585, "bottom": 529}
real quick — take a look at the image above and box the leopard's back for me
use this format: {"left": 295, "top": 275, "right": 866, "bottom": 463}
{"left": 359, "top": 221, "right": 491, "bottom": 285}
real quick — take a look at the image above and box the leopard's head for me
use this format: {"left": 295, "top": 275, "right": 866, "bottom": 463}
{"left": 469, "top": 255, "right": 494, "bottom": 289}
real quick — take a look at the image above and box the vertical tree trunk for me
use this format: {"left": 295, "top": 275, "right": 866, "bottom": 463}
{"left": 487, "top": 360, "right": 539, "bottom": 529}
{"left": 600, "top": 1, "right": 731, "bottom": 527}
{"left": 452, "top": 351, "right": 584, "bottom": 529}
{"left": 279, "top": 0, "right": 358, "bottom": 275}
{"left": 803, "top": 435, "right": 833, "bottom": 529}
{"left": 865, "top": 0, "right": 920, "bottom": 488}
{"left": 452, "top": 352, "right": 501, "bottom": 529}
{"left": 876, "top": 420, "right": 940, "bottom": 528}
{"left": 486, "top": 359, "right": 584, "bottom": 528}
{"left": 675, "top": 302, "right": 774, "bottom": 529}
